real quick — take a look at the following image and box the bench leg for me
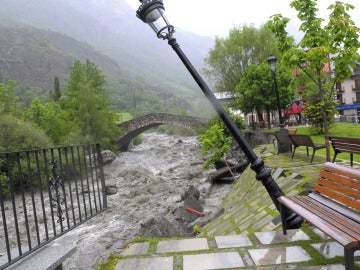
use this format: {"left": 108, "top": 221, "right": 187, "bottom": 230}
{"left": 291, "top": 147, "right": 297, "bottom": 160}
{"left": 344, "top": 247, "right": 356, "bottom": 270}
{"left": 332, "top": 152, "right": 338, "bottom": 163}
{"left": 310, "top": 149, "right": 316, "bottom": 163}
{"left": 350, "top": 153, "right": 353, "bottom": 167}
{"left": 278, "top": 201, "right": 288, "bottom": 235}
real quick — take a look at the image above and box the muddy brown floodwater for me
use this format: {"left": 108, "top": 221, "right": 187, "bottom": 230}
{"left": 55, "top": 132, "right": 232, "bottom": 269}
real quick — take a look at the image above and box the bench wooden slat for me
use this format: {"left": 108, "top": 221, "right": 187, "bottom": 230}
{"left": 315, "top": 163, "right": 360, "bottom": 211}
{"left": 317, "top": 176, "right": 360, "bottom": 200}
{"left": 279, "top": 196, "right": 359, "bottom": 248}
{"left": 323, "top": 162, "right": 360, "bottom": 180}
{"left": 300, "top": 196, "right": 360, "bottom": 237}
{"left": 317, "top": 177, "right": 360, "bottom": 201}
{"left": 319, "top": 170, "right": 360, "bottom": 191}
{"left": 314, "top": 184, "right": 360, "bottom": 211}
{"left": 309, "top": 192, "right": 360, "bottom": 223}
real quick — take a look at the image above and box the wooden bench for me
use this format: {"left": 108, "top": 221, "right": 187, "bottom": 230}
{"left": 278, "top": 162, "right": 360, "bottom": 270}
{"left": 289, "top": 134, "right": 326, "bottom": 163}
{"left": 328, "top": 136, "right": 360, "bottom": 167}
{"left": 274, "top": 131, "right": 293, "bottom": 154}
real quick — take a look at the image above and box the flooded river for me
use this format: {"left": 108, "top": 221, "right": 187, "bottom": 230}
{"left": 57, "top": 132, "right": 232, "bottom": 269}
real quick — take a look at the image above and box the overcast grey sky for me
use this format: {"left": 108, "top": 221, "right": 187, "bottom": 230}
{"left": 125, "top": 0, "right": 360, "bottom": 38}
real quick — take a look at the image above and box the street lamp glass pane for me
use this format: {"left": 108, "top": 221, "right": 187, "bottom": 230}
{"left": 145, "top": 8, "right": 162, "bottom": 23}
{"left": 270, "top": 63, "right": 276, "bottom": 72}
{"left": 147, "top": 9, "right": 173, "bottom": 39}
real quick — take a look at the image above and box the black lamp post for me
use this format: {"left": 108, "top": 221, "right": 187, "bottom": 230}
{"left": 136, "top": 0, "right": 302, "bottom": 229}
{"left": 267, "top": 55, "right": 284, "bottom": 128}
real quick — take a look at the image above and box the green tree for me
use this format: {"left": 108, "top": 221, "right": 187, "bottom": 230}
{"left": 0, "top": 80, "right": 18, "bottom": 115}
{"left": 204, "top": 24, "right": 279, "bottom": 93}
{"left": 50, "top": 76, "right": 61, "bottom": 101}
{"left": 63, "top": 60, "right": 120, "bottom": 149}
{"left": 199, "top": 112, "right": 245, "bottom": 169}
{"left": 236, "top": 63, "right": 294, "bottom": 128}
{"left": 268, "top": 0, "right": 360, "bottom": 161}
{"left": 22, "top": 98, "right": 80, "bottom": 145}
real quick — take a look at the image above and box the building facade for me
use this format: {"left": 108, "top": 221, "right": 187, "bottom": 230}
{"left": 334, "top": 63, "right": 360, "bottom": 124}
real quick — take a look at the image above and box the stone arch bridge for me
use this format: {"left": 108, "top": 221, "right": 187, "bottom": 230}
{"left": 118, "top": 113, "right": 208, "bottom": 151}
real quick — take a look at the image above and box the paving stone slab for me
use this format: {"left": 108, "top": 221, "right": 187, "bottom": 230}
{"left": 5, "top": 244, "right": 76, "bottom": 270}
{"left": 121, "top": 242, "right": 149, "bottom": 256}
{"left": 254, "top": 229, "right": 310, "bottom": 245}
{"left": 157, "top": 238, "right": 209, "bottom": 253}
{"left": 183, "top": 252, "right": 244, "bottom": 270}
{"left": 248, "top": 246, "right": 312, "bottom": 266}
{"left": 311, "top": 242, "right": 360, "bottom": 259}
{"left": 215, "top": 234, "right": 253, "bottom": 248}
{"left": 115, "top": 257, "right": 173, "bottom": 270}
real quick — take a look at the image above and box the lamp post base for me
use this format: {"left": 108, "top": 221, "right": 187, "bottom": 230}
{"left": 277, "top": 127, "right": 292, "bottom": 153}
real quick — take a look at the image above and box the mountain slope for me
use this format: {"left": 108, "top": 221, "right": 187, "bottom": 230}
{"left": 0, "top": 0, "right": 213, "bottom": 115}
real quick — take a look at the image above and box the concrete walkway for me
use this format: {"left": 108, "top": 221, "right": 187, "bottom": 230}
{"left": 115, "top": 229, "right": 359, "bottom": 269}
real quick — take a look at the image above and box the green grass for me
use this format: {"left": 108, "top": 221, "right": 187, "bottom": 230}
{"left": 294, "top": 122, "right": 360, "bottom": 163}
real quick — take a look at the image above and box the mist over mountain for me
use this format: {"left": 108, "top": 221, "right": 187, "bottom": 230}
{"left": 0, "top": 0, "right": 214, "bottom": 115}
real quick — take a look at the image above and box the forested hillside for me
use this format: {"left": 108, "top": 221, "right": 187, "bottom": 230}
{"left": 0, "top": 0, "right": 214, "bottom": 116}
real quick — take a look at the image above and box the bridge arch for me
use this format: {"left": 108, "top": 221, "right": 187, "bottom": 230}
{"left": 117, "top": 113, "right": 207, "bottom": 151}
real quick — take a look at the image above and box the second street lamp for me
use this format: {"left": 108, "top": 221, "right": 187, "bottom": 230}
{"left": 136, "top": 0, "right": 302, "bottom": 230}
{"left": 268, "top": 55, "right": 284, "bottom": 128}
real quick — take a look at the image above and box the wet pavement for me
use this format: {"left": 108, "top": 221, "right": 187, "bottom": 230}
{"left": 115, "top": 229, "right": 360, "bottom": 269}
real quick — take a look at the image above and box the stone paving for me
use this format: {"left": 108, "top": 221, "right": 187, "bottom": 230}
{"left": 112, "top": 145, "right": 360, "bottom": 270}
{"left": 115, "top": 229, "right": 360, "bottom": 269}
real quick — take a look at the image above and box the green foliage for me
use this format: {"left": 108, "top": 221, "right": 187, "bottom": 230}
{"left": 0, "top": 80, "right": 18, "bottom": 115}
{"left": 49, "top": 76, "right": 62, "bottom": 101}
{"left": 267, "top": 0, "right": 360, "bottom": 160}
{"left": 22, "top": 98, "right": 81, "bottom": 145}
{"left": 0, "top": 114, "right": 53, "bottom": 152}
{"left": 303, "top": 101, "right": 337, "bottom": 134}
{"left": 204, "top": 24, "right": 279, "bottom": 93}
{"left": 63, "top": 60, "right": 120, "bottom": 150}
{"left": 199, "top": 112, "right": 245, "bottom": 169}
{"left": 236, "top": 63, "right": 294, "bottom": 123}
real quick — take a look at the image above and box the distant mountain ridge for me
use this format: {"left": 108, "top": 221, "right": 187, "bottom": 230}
{"left": 0, "top": 0, "right": 214, "bottom": 114}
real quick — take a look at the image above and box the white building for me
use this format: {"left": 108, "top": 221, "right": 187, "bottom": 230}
{"left": 334, "top": 63, "right": 360, "bottom": 124}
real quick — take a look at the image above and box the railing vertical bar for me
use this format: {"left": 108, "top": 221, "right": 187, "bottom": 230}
{"left": 70, "top": 146, "right": 82, "bottom": 223}
{"left": 64, "top": 147, "right": 76, "bottom": 225}
{"left": 52, "top": 148, "right": 64, "bottom": 232}
{"left": 7, "top": 153, "right": 22, "bottom": 258}
{"left": 57, "top": 148, "right": 69, "bottom": 230}
{"left": 0, "top": 156, "right": 11, "bottom": 263}
{"left": 25, "top": 151, "right": 40, "bottom": 245}
{"left": 46, "top": 149, "right": 57, "bottom": 236}
{"left": 81, "top": 145, "right": 93, "bottom": 216}
{"left": 16, "top": 152, "right": 32, "bottom": 252}
{"left": 87, "top": 144, "right": 98, "bottom": 212}
{"left": 92, "top": 144, "right": 103, "bottom": 210}
{"left": 1, "top": 145, "right": 107, "bottom": 268}
{"left": 77, "top": 145, "right": 88, "bottom": 219}
{"left": 34, "top": 150, "right": 49, "bottom": 241}
{"left": 96, "top": 143, "right": 107, "bottom": 209}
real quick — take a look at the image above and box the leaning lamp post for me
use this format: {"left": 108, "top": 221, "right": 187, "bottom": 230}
{"left": 136, "top": 0, "right": 302, "bottom": 229}
{"left": 267, "top": 55, "right": 284, "bottom": 128}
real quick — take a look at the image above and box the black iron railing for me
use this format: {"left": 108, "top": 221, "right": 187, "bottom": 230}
{"left": 0, "top": 144, "right": 107, "bottom": 269}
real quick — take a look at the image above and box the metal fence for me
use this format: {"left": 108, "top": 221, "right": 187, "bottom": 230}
{"left": 0, "top": 144, "right": 107, "bottom": 269}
